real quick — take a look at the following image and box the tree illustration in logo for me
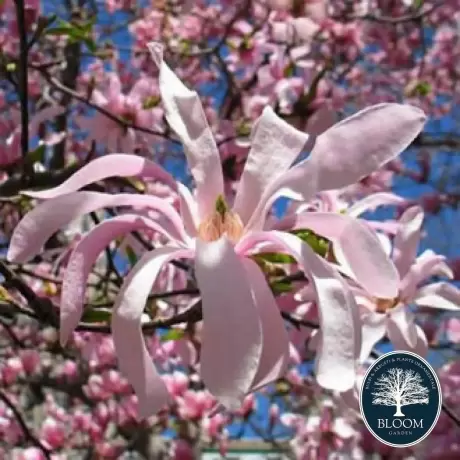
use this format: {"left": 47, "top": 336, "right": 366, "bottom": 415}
{"left": 371, "top": 368, "right": 429, "bottom": 417}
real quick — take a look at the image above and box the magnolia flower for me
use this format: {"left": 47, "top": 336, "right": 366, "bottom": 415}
{"left": 0, "top": 105, "right": 65, "bottom": 167}
{"left": 8, "top": 43, "right": 425, "bottom": 418}
{"left": 356, "top": 206, "right": 460, "bottom": 361}
{"left": 78, "top": 72, "right": 161, "bottom": 152}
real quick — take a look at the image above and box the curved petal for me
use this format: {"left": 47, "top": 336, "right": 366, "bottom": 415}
{"left": 242, "top": 258, "right": 290, "bottom": 391}
{"left": 309, "top": 103, "right": 426, "bottom": 191}
{"left": 392, "top": 206, "right": 424, "bottom": 279}
{"left": 347, "top": 192, "right": 407, "bottom": 218}
{"left": 387, "top": 313, "right": 428, "bottom": 357}
{"left": 249, "top": 104, "right": 426, "bottom": 227}
{"left": 387, "top": 305, "right": 418, "bottom": 350}
{"left": 236, "top": 231, "right": 359, "bottom": 392}
{"left": 293, "top": 212, "right": 399, "bottom": 298}
{"left": 29, "top": 106, "right": 66, "bottom": 137}
{"left": 23, "top": 154, "right": 177, "bottom": 199}
{"left": 112, "top": 247, "right": 194, "bottom": 419}
{"left": 413, "top": 282, "right": 460, "bottom": 311}
{"left": 195, "top": 238, "right": 263, "bottom": 408}
{"left": 148, "top": 42, "right": 224, "bottom": 219}
{"left": 60, "top": 214, "right": 180, "bottom": 346}
{"left": 359, "top": 310, "right": 386, "bottom": 362}
{"left": 177, "top": 182, "right": 199, "bottom": 237}
{"left": 7, "top": 192, "right": 187, "bottom": 263}
{"left": 233, "top": 107, "right": 309, "bottom": 225}
{"left": 400, "top": 253, "right": 450, "bottom": 299}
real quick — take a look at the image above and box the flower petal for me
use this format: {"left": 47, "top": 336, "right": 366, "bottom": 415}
{"left": 359, "top": 310, "right": 386, "bottom": 362}
{"left": 177, "top": 182, "right": 199, "bottom": 237}
{"left": 293, "top": 212, "right": 399, "bottom": 298}
{"left": 148, "top": 42, "right": 224, "bottom": 219}
{"left": 400, "top": 252, "right": 451, "bottom": 299}
{"left": 309, "top": 103, "right": 426, "bottom": 191}
{"left": 413, "top": 282, "right": 460, "bottom": 311}
{"left": 7, "top": 192, "right": 187, "bottom": 263}
{"left": 60, "top": 214, "right": 179, "bottom": 346}
{"left": 23, "top": 154, "right": 177, "bottom": 199}
{"left": 29, "top": 106, "right": 66, "bottom": 138}
{"left": 112, "top": 247, "right": 193, "bottom": 418}
{"left": 237, "top": 231, "right": 359, "bottom": 392}
{"left": 387, "top": 305, "right": 418, "bottom": 349}
{"left": 242, "top": 258, "right": 290, "bottom": 391}
{"left": 233, "top": 107, "right": 308, "bottom": 225}
{"left": 392, "top": 206, "right": 424, "bottom": 279}
{"left": 194, "top": 238, "right": 263, "bottom": 408}
{"left": 347, "top": 192, "right": 407, "bottom": 218}
{"left": 387, "top": 312, "right": 428, "bottom": 357}
{"left": 246, "top": 104, "right": 425, "bottom": 231}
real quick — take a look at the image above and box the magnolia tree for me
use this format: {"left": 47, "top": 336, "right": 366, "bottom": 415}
{"left": 1, "top": 0, "right": 460, "bottom": 459}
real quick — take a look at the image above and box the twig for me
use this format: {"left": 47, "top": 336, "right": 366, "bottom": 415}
{"left": 13, "top": 0, "right": 33, "bottom": 180}
{"left": 0, "top": 390, "right": 52, "bottom": 459}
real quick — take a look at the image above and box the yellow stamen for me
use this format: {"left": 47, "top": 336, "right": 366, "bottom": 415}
{"left": 375, "top": 297, "right": 399, "bottom": 314}
{"left": 197, "top": 195, "right": 244, "bottom": 243}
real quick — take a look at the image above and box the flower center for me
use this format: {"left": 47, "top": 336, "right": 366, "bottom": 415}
{"left": 197, "top": 195, "right": 244, "bottom": 243}
{"left": 375, "top": 297, "right": 399, "bottom": 314}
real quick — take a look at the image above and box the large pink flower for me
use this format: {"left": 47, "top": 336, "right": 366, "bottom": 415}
{"left": 8, "top": 43, "right": 425, "bottom": 418}
{"left": 356, "top": 206, "right": 460, "bottom": 360}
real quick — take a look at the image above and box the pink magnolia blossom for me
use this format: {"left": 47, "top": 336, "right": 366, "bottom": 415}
{"left": 356, "top": 206, "right": 460, "bottom": 360}
{"left": 0, "top": 106, "right": 65, "bottom": 167}
{"left": 78, "top": 73, "right": 161, "bottom": 152}
{"left": 8, "top": 42, "right": 426, "bottom": 418}
{"left": 446, "top": 317, "right": 460, "bottom": 343}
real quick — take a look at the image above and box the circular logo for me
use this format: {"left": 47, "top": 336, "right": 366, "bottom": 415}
{"left": 359, "top": 351, "right": 442, "bottom": 448}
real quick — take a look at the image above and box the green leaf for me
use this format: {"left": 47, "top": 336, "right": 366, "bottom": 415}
{"left": 291, "top": 229, "right": 329, "bottom": 257}
{"left": 84, "top": 37, "right": 97, "bottom": 53}
{"left": 160, "top": 329, "right": 185, "bottom": 342}
{"left": 6, "top": 62, "right": 16, "bottom": 72}
{"left": 142, "top": 95, "right": 161, "bottom": 110}
{"left": 270, "top": 278, "right": 292, "bottom": 295}
{"left": 253, "top": 252, "right": 296, "bottom": 264}
{"left": 125, "top": 245, "right": 138, "bottom": 267}
{"left": 27, "top": 144, "right": 46, "bottom": 164}
{"left": 81, "top": 308, "right": 111, "bottom": 323}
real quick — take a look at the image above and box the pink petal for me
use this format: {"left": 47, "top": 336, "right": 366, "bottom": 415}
{"left": 242, "top": 258, "right": 290, "bottom": 391}
{"left": 274, "top": 103, "right": 425, "bottom": 201}
{"left": 29, "top": 106, "right": 66, "bottom": 137}
{"left": 148, "top": 42, "right": 224, "bottom": 219}
{"left": 112, "top": 247, "right": 193, "bottom": 419}
{"left": 400, "top": 253, "right": 450, "bottom": 298}
{"left": 233, "top": 107, "right": 309, "bottom": 225}
{"left": 236, "top": 231, "right": 359, "bottom": 392}
{"left": 359, "top": 310, "right": 386, "bottom": 362}
{"left": 60, "top": 214, "right": 180, "bottom": 346}
{"left": 413, "top": 282, "right": 460, "bottom": 311}
{"left": 177, "top": 182, "right": 199, "bottom": 237}
{"left": 347, "top": 192, "right": 407, "bottom": 218}
{"left": 91, "top": 89, "right": 108, "bottom": 107}
{"left": 23, "top": 154, "right": 177, "bottom": 199}
{"left": 194, "top": 238, "right": 263, "bottom": 408}
{"left": 7, "top": 192, "right": 187, "bottom": 263}
{"left": 387, "top": 313, "right": 428, "bottom": 357}
{"left": 392, "top": 206, "right": 424, "bottom": 279}
{"left": 293, "top": 212, "right": 399, "bottom": 298}
{"left": 387, "top": 305, "right": 418, "bottom": 350}
{"left": 309, "top": 103, "right": 426, "bottom": 191}
{"left": 106, "top": 73, "right": 123, "bottom": 102}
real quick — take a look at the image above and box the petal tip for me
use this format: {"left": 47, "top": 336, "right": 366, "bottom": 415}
{"left": 147, "top": 42, "right": 164, "bottom": 67}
